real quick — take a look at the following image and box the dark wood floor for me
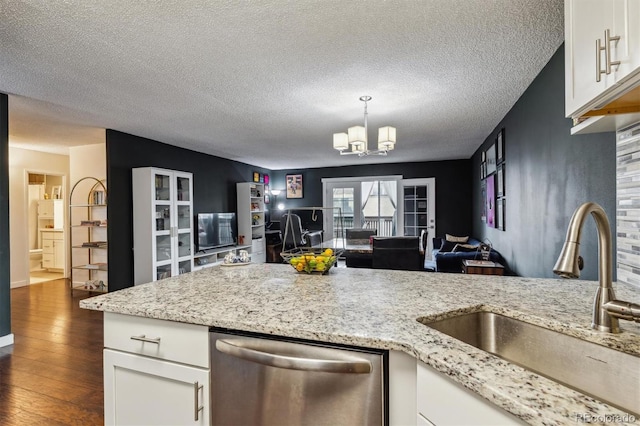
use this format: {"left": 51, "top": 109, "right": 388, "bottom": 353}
{"left": 0, "top": 279, "right": 104, "bottom": 425}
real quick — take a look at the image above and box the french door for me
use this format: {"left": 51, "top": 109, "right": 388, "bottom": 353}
{"left": 323, "top": 176, "right": 436, "bottom": 258}
{"left": 322, "top": 176, "right": 401, "bottom": 238}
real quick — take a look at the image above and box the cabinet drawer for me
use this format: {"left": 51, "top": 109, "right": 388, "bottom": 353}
{"left": 42, "top": 240, "right": 54, "bottom": 251}
{"left": 104, "top": 312, "right": 209, "bottom": 368}
{"left": 42, "top": 232, "right": 64, "bottom": 241}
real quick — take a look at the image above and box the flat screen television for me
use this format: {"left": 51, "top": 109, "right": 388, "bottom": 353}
{"left": 196, "top": 212, "right": 237, "bottom": 251}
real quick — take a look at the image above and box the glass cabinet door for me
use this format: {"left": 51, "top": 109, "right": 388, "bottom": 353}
{"left": 176, "top": 176, "right": 190, "bottom": 202}
{"left": 155, "top": 173, "right": 171, "bottom": 201}
{"left": 174, "top": 173, "right": 193, "bottom": 276}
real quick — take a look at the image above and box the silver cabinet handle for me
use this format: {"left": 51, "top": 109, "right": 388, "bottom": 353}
{"left": 193, "top": 381, "right": 204, "bottom": 421}
{"left": 596, "top": 38, "right": 606, "bottom": 82}
{"left": 130, "top": 335, "right": 161, "bottom": 344}
{"left": 216, "top": 339, "right": 372, "bottom": 374}
{"left": 605, "top": 29, "right": 620, "bottom": 75}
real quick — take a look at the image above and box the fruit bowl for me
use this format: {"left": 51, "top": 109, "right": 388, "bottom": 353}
{"left": 280, "top": 248, "right": 341, "bottom": 274}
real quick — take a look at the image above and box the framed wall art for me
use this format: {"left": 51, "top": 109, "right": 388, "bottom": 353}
{"left": 497, "top": 198, "right": 505, "bottom": 231}
{"left": 486, "top": 174, "right": 495, "bottom": 227}
{"left": 497, "top": 128, "right": 505, "bottom": 164}
{"left": 286, "top": 174, "right": 303, "bottom": 199}
{"left": 497, "top": 164, "right": 504, "bottom": 197}
{"left": 486, "top": 144, "right": 496, "bottom": 175}
{"left": 480, "top": 179, "right": 487, "bottom": 223}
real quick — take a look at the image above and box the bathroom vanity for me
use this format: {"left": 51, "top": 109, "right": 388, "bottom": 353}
{"left": 81, "top": 264, "right": 640, "bottom": 425}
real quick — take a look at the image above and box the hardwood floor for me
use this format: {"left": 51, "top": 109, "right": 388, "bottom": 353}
{"left": 0, "top": 279, "right": 104, "bottom": 425}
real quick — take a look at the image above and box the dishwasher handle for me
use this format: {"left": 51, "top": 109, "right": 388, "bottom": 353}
{"left": 216, "top": 339, "right": 372, "bottom": 374}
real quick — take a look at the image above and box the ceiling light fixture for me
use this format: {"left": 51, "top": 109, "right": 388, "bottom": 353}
{"left": 333, "top": 96, "right": 396, "bottom": 156}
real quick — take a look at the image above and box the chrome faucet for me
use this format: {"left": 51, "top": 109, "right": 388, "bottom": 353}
{"left": 553, "top": 202, "right": 640, "bottom": 333}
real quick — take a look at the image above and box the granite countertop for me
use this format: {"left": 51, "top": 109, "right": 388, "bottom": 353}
{"left": 81, "top": 264, "right": 640, "bottom": 425}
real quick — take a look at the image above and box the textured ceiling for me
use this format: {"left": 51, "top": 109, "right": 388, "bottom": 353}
{"left": 0, "top": 0, "right": 564, "bottom": 169}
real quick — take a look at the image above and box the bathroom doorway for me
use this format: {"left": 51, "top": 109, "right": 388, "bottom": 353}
{"left": 27, "top": 172, "right": 66, "bottom": 284}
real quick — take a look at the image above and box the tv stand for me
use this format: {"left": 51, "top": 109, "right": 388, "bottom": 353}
{"left": 192, "top": 244, "right": 252, "bottom": 271}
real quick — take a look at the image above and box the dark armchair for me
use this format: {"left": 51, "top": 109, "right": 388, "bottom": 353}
{"left": 372, "top": 236, "right": 423, "bottom": 271}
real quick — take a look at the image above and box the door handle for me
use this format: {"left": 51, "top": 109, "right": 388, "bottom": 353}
{"left": 596, "top": 37, "right": 606, "bottom": 82}
{"left": 604, "top": 29, "right": 620, "bottom": 75}
{"left": 216, "top": 339, "right": 372, "bottom": 374}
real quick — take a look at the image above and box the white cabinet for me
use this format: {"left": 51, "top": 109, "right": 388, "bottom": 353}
{"left": 416, "top": 361, "right": 524, "bottom": 425}
{"left": 565, "top": 0, "right": 640, "bottom": 121}
{"left": 41, "top": 230, "right": 64, "bottom": 270}
{"left": 103, "top": 313, "right": 209, "bottom": 426}
{"left": 192, "top": 244, "right": 252, "bottom": 271}
{"left": 132, "top": 167, "right": 194, "bottom": 284}
{"left": 37, "top": 199, "right": 64, "bottom": 228}
{"left": 237, "top": 182, "right": 266, "bottom": 263}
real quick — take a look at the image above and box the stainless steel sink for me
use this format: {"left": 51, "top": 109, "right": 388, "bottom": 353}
{"left": 418, "top": 311, "right": 640, "bottom": 416}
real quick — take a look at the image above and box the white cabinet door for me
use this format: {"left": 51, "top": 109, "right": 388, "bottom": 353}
{"left": 104, "top": 349, "right": 209, "bottom": 426}
{"left": 53, "top": 239, "right": 64, "bottom": 269}
{"left": 174, "top": 171, "right": 194, "bottom": 275}
{"left": 566, "top": 0, "right": 640, "bottom": 119}
{"left": 565, "top": 0, "right": 615, "bottom": 117}
{"left": 611, "top": 0, "right": 640, "bottom": 84}
{"left": 38, "top": 200, "right": 53, "bottom": 218}
{"left": 416, "top": 361, "right": 524, "bottom": 425}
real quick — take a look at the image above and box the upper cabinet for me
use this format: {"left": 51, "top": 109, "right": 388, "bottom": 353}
{"left": 565, "top": 0, "right": 640, "bottom": 132}
{"left": 38, "top": 199, "right": 64, "bottom": 229}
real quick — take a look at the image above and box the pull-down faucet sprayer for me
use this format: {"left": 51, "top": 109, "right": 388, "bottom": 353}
{"left": 553, "top": 202, "right": 640, "bottom": 333}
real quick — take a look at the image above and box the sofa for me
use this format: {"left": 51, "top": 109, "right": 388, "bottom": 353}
{"left": 427, "top": 237, "right": 505, "bottom": 273}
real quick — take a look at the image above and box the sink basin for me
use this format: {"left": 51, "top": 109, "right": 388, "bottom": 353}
{"left": 418, "top": 311, "right": 640, "bottom": 416}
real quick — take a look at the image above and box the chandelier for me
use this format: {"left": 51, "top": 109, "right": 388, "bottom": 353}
{"left": 333, "top": 96, "right": 396, "bottom": 156}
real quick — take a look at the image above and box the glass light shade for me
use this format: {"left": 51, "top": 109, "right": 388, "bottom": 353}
{"left": 348, "top": 126, "right": 367, "bottom": 147}
{"left": 333, "top": 133, "right": 349, "bottom": 151}
{"left": 378, "top": 126, "right": 396, "bottom": 151}
{"left": 270, "top": 189, "right": 281, "bottom": 196}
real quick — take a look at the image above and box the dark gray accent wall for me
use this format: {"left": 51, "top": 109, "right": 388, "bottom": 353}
{"left": 0, "top": 93, "right": 10, "bottom": 337}
{"left": 472, "top": 45, "right": 616, "bottom": 280}
{"left": 271, "top": 160, "right": 472, "bottom": 239}
{"left": 106, "top": 130, "right": 269, "bottom": 291}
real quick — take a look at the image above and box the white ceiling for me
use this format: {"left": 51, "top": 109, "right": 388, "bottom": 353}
{"left": 0, "top": 0, "right": 564, "bottom": 170}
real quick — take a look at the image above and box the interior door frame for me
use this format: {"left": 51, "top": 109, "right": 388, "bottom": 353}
{"left": 23, "top": 169, "right": 68, "bottom": 284}
{"left": 398, "top": 177, "right": 436, "bottom": 258}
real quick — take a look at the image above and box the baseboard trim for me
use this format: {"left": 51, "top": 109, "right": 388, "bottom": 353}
{"left": 11, "top": 279, "right": 28, "bottom": 288}
{"left": 0, "top": 333, "right": 14, "bottom": 348}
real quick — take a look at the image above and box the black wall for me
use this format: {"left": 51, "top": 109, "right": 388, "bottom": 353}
{"left": 106, "top": 130, "right": 269, "bottom": 291}
{"left": 0, "top": 93, "right": 10, "bottom": 337}
{"left": 471, "top": 45, "right": 616, "bottom": 279}
{"left": 271, "top": 159, "right": 472, "bottom": 239}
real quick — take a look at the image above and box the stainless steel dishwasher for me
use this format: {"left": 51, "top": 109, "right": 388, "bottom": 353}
{"left": 210, "top": 330, "right": 386, "bottom": 425}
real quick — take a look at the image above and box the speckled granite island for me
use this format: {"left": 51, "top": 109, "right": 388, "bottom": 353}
{"left": 81, "top": 264, "right": 640, "bottom": 425}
